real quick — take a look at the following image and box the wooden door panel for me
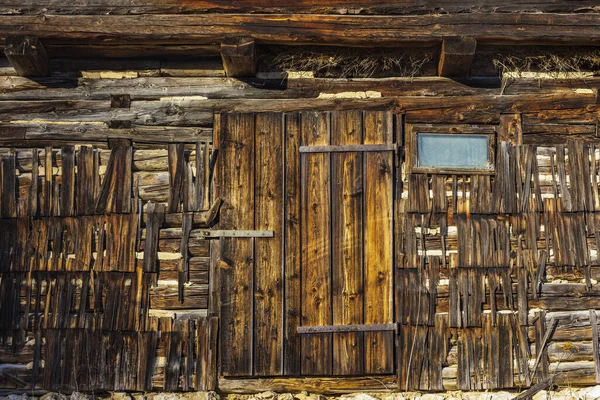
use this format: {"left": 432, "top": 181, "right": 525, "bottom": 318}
{"left": 254, "top": 113, "right": 284, "bottom": 376}
{"left": 283, "top": 112, "right": 303, "bottom": 376}
{"left": 363, "top": 111, "right": 395, "bottom": 374}
{"left": 300, "top": 112, "right": 333, "bottom": 375}
{"left": 218, "top": 113, "right": 255, "bottom": 377}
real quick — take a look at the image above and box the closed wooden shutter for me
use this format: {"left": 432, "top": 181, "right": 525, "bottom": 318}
{"left": 299, "top": 111, "right": 396, "bottom": 376}
{"left": 217, "top": 110, "right": 397, "bottom": 378}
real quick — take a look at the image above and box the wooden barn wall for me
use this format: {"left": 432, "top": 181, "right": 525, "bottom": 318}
{"left": 0, "top": 141, "right": 218, "bottom": 391}
{"left": 3, "top": 56, "right": 600, "bottom": 393}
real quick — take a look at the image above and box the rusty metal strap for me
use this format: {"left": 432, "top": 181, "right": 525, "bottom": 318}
{"left": 299, "top": 144, "right": 397, "bottom": 153}
{"left": 297, "top": 323, "right": 398, "bottom": 334}
{"left": 193, "top": 229, "right": 274, "bottom": 239}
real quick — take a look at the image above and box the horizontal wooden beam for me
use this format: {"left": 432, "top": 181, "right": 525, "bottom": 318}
{"left": 0, "top": 90, "right": 598, "bottom": 130}
{"left": 0, "top": 123, "right": 211, "bottom": 145}
{"left": 297, "top": 323, "right": 398, "bottom": 334}
{"left": 4, "top": 76, "right": 600, "bottom": 102}
{"left": 3, "top": 36, "right": 48, "bottom": 77}
{"left": 0, "top": 1, "right": 597, "bottom": 16}
{"left": 218, "top": 376, "right": 397, "bottom": 394}
{"left": 3, "top": 14, "right": 600, "bottom": 47}
{"left": 299, "top": 144, "right": 397, "bottom": 153}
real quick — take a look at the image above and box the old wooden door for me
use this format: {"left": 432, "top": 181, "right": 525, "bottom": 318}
{"left": 216, "top": 110, "right": 397, "bottom": 378}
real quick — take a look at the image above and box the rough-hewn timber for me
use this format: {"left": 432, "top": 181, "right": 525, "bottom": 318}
{"left": 4, "top": 14, "right": 600, "bottom": 47}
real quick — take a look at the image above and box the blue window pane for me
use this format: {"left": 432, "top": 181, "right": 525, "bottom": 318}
{"left": 417, "top": 134, "right": 490, "bottom": 169}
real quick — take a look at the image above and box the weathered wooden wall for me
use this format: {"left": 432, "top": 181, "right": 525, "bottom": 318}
{"left": 214, "top": 111, "right": 600, "bottom": 392}
{"left": 2, "top": 47, "right": 600, "bottom": 393}
{"left": 399, "top": 132, "right": 600, "bottom": 390}
{"left": 0, "top": 137, "right": 218, "bottom": 390}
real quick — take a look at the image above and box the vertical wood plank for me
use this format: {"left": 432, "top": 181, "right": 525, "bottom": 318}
{"left": 429, "top": 313, "right": 448, "bottom": 391}
{"left": 535, "top": 310, "right": 549, "bottom": 382}
{"left": 498, "top": 313, "right": 514, "bottom": 388}
{"left": 567, "top": 140, "right": 586, "bottom": 211}
{"left": 394, "top": 113, "right": 405, "bottom": 382}
{"left": 556, "top": 144, "right": 572, "bottom": 212}
{"left": 209, "top": 115, "right": 221, "bottom": 318}
{"left": 254, "top": 112, "right": 284, "bottom": 376}
{"left": 96, "top": 141, "right": 132, "bottom": 214}
{"left": 218, "top": 112, "right": 255, "bottom": 377}
{"left": 42, "top": 146, "right": 53, "bottom": 216}
{"left": 143, "top": 202, "right": 164, "bottom": 273}
{"left": 363, "top": 111, "right": 394, "bottom": 374}
{"left": 300, "top": 111, "right": 332, "bottom": 376}
{"left": 517, "top": 263, "right": 528, "bottom": 326}
{"left": 591, "top": 310, "right": 600, "bottom": 383}
{"left": 283, "top": 112, "right": 302, "bottom": 376}
{"left": 183, "top": 156, "right": 196, "bottom": 213}
{"left": 164, "top": 321, "right": 183, "bottom": 390}
{"left": 168, "top": 143, "right": 185, "bottom": 213}
{"left": 76, "top": 146, "right": 95, "bottom": 215}
{"left": 183, "top": 322, "right": 193, "bottom": 390}
{"left": 514, "top": 322, "right": 532, "bottom": 386}
{"left": 592, "top": 144, "right": 600, "bottom": 211}
{"left": 96, "top": 142, "right": 116, "bottom": 215}
{"left": 196, "top": 317, "right": 219, "bottom": 390}
{"left": 60, "top": 146, "right": 75, "bottom": 217}
{"left": 28, "top": 148, "right": 39, "bottom": 217}
{"left": 179, "top": 212, "right": 193, "bottom": 302}
{"left": 1, "top": 150, "right": 17, "bottom": 218}
{"left": 195, "top": 141, "right": 210, "bottom": 211}
{"left": 331, "top": 110, "right": 364, "bottom": 376}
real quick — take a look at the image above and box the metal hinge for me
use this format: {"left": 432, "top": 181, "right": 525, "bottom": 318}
{"left": 194, "top": 230, "right": 274, "bottom": 239}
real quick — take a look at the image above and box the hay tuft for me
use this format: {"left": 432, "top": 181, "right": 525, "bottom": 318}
{"left": 263, "top": 47, "right": 437, "bottom": 78}
{"left": 491, "top": 47, "right": 600, "bottom": 78}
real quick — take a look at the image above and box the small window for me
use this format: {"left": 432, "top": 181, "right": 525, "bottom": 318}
{"left": 407, "top": 124, "right": 495, "bottom": 174}
{"left": 417, "top": 133, "right": 489, "bottom": 169}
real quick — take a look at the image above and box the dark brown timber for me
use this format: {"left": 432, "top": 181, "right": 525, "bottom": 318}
{"left": 220, "top": 37, "right": 257, "bottom": 78}
{"left": 4, "top": 36, "right": 48, "bottom": 77}
{"left": 438, "top": 36, "right": 477, "bottom": 77}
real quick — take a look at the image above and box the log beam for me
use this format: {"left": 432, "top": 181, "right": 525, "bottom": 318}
{"left": 4, "top": 14, "right": 600, "bottom": 47}
{"left": 220, "top": 37, "right": 256, "bottom": 77}
{"left": 3, "top": 36, "right": 49, "bottom": 77}
{"left": 0, "top": 1, "right": 599, "bottom": 15}
{"left": 438, "top": 36, "right": 477, "bottom": 77}
{"left": 218, "top": 376, "right": 398, "bottom": 394}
